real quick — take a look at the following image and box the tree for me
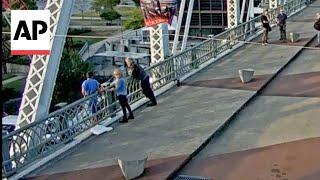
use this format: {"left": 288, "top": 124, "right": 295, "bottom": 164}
{"left": 11, "top": 0, "right": 37, "bottom": 10}
{"left": 51, "top": 50, "right": 91, "bottom": 110}
{"left": 100, "top": 9, "right": 121, "bottom": 22}
{"left": 123, "top": 8, "right": 144, "bottom": 29}
{"left": 91, "top": 0, "right": 120, "bottom": 12}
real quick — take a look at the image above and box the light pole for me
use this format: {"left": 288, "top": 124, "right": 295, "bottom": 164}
{"left": 100, "top": 6, "right": 105, "bottom": 14}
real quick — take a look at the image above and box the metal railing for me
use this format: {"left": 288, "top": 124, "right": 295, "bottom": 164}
{"left": 78, "top": 41, "right": 89, "bottom": 57}
{"left": 2, "top": 0, "right": 305, "bottom": 177}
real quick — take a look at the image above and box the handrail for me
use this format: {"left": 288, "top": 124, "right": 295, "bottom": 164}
{"left": 2, "top": 0, "right": 306, "bottom": 177}
{"left": 78, "top": 41, "right": 89, "bottom": 57}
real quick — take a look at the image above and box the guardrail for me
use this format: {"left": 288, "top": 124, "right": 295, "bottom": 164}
{"left": 2, "top": 0, "right": 305, "bottom": 177}
{"left": 78, "top": 41, "right": 89, "bottom": 57}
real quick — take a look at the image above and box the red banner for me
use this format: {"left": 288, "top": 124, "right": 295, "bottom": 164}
{"left": 140, "top": 0, "right": 177, "bottom": 27}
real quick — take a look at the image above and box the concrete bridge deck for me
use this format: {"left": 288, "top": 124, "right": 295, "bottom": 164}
{"left": 27, "top": 2, "right": 320, "bottom": 180}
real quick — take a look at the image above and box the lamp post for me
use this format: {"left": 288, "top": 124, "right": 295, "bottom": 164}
{"left": 100, "top": 6, "right": 105, "bottom": 14}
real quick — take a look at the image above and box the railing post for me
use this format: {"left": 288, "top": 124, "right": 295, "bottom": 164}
{"left": 191, "top": 48, "right": 198, "bottom": 69}
{"left": 2, "top": 131, "right": 13, "bottom": 176}
{"left": 106, "top": 91, "right": 116, "bottom": 118}
{"left": 212, "top": 39, "right": 217, "bottom": 58}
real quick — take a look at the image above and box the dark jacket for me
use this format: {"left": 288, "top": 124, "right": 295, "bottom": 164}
{"left": 277, "top": 13, "right": 287, "bottom": 26}
{"left": 131, "top": 64, "right": 148, "bottom": 81}
{"left": 261, "top": 15, "right": 270, "bottom": 28}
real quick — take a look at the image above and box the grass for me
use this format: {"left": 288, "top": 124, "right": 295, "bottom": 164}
{"left": 73, "top": 37, "right": 104, "bottom": 45}
{"left": 114, "top": 6, "right": 138, "bottom": 17}
{"left": 73, "top": 10, "right": 100, "bottom": 17}
{"left": 2, "top": 73, "right": 16, "bottom": 81}
{"left": 3, "top": 79, "right": 25, "bottom": 93}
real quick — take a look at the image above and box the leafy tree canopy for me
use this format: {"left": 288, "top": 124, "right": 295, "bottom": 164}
{"left": 100, "top": 9, "right": 121, "bottom": 21}
{"left": 51, "top": 50, "right": 91, "bottom": 110}
{"left": 123, "top": 8, "right": 144, "bottom": 29}
{"left": 92, "top": 0, "right": 120, "bottom": 11}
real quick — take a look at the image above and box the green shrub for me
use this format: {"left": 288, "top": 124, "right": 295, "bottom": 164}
{"left": 68, "top": 28, "right": 92, "bottom": 35}
{"left": 123, "top": 8, "right": 144, "bottom": 30}
{"left": 100, "top": 9, "right": 121, "bottom": 22}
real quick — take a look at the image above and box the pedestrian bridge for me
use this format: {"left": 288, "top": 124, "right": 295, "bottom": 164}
{"left": 2, "top": 0, "right": 320, "bottom": 179}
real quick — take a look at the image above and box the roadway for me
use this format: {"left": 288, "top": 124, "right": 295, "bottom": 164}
{"left": 26, "top": 2, "right": 320, "bottom": 180}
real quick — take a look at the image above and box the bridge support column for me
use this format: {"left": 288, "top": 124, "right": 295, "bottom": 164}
{"left": 227, "top": 0, "right": 240, "bottom": 28}
{"left": 269, "top": 0, "right": 279, "bottom": 9}
{"left": 149, "top": 23, "right": 169, "bottom": 88}
{"left": 17, "top": 0, "right": 75, "bottom": 126}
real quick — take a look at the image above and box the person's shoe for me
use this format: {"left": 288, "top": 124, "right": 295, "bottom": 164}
{"left": 128, "top": 114, "right": 134, "bottom": 120}
{"left": 119, "top": 118, "right": 128, "bottom": 123}
{"left": 279, "top": 38, "right": 283, "bottom": 40}
{"left": 147, "top": 102, "right": 157, "bottom": 107}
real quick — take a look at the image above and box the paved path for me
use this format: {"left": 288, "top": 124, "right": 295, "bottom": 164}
{"left": 180, "top": 36, "right": 320, "bottom": 178}
{"left": 179, "top": 3, "right": 320, "bottom": 178}
{"left": 27, "top": 3, "right": 319, "bottom": 180}
{"left": 2, "top": 76, "right": 25, "bottom": 85}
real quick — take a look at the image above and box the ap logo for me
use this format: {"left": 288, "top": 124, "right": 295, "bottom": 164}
{"left": 11, "top": 10, "right": 51, "bottom": 55}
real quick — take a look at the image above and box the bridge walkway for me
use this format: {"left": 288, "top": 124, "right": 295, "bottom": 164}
{"left": 27, "top": 3, "right": 320, "bottom": 180}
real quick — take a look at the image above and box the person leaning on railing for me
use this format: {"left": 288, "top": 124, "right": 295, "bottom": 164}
{"left": 125, "top": 58, "right": 157, "bottom": 107}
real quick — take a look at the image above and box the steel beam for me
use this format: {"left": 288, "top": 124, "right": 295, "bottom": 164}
{"left": 172, "top": 0, "right": 187, "bottom": 54}
{"left": 270, "top": 0, "right": 278, "bottom": 9}
{"left": 17, "top": 0, "right": 75, "bottom": 127}
{"left": 181, "top": 0, "right": 195, "bottom": 50}
{"left": 227, "top": 0, "right": 240, "bottom": 28}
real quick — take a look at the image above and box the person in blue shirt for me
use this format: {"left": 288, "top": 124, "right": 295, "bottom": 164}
{"left": 81, "top": 72, "right": 101, "bottom": 122}
{"left": 108, "top": 68, "right": 134, "bottom": 123}
{"left": 277, "top": 9, "right": 288, "bottom": 41}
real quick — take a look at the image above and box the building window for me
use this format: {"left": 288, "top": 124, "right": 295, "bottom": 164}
{"left": 200, "top": 0, "right": 211, "bottom": 10}
{"left": 201, "top": 13, "right": 212, "bottom": 26}
{"left": 191, "top": 14, "right": 200, "bottom": 25}
{"left": 211, "top": 0, "right": 223, "bottom": 10}
{"left": 212, "top": 14, "right": 222, "bottom": 25}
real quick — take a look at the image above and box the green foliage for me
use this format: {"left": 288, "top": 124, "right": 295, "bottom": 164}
{"left": 3, "top": 73, "right": 16, "bottom": 81}
{"left": 9, "top": 56, "right": 31, "bottom": 65}
{"left": 123, "top": 8, "right": 144, "bottom": 30}
{"left": 51, "top": 50, "right": 91, "bottom": 109}
{"left": 92, "top": 0, "right": 121, "bottom": 11}
{"left": 11, "top": 0, "right": 37, "bottom": 10}
{"left": 100, "top": 9, "right": 121, "bottom": 21}
{"left": 68, "top": 28, "right": 92, "bottom": 35}
{"left": 2, "top": 88, "right": 21, "bottom": 114}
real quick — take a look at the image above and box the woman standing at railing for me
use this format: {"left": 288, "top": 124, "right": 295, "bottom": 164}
{"left": 108, "top": 69, "right": 134, "bottom": 123}
{"left": 261, "top": 9, "right": 271, "bottom": 45}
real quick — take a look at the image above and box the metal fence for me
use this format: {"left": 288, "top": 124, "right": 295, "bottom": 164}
{"left": 2, "top": 0, "right": 305, "bottom": 177}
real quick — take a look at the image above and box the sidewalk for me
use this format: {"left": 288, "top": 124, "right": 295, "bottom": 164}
{"left": 27, "top": 3, "right": 318, "bottom": 180}
{"left": 2, "top": 75, "right": 25, "bottom": 85}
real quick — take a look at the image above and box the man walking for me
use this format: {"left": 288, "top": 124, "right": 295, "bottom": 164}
{"left": 277, "top": 9, "right": 288, "bottom": 41}
{"left": 125, "top": 58, "right": 157, "bottom": 107}
{"left": 81, "top": 72, "right": 101, "bottom": 122}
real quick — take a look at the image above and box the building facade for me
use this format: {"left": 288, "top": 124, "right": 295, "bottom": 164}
{"left": 181, "top": 0, "right": 228, "bottom": 37}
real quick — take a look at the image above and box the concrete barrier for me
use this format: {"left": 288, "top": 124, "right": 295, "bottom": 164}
{"left": 290, "top": 32, "right": 300, "bottom": 43}
{"left": 118, "top": 152, "right": 148, "bottom": 179}
{"left": 239, "top": 69, "right": 255, "bottom": 83}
